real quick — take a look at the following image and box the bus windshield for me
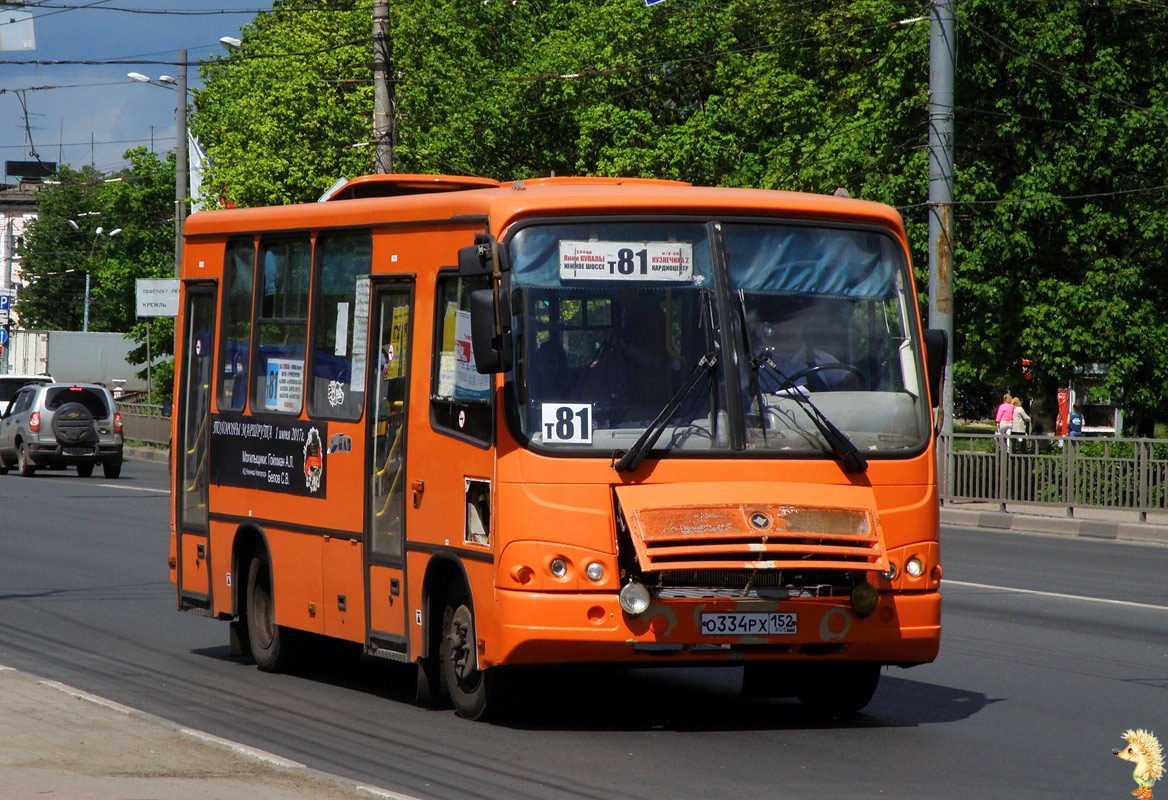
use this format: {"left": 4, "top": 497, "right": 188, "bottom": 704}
{"left": 507, "top": 218, "right": 930, "bottom": 458}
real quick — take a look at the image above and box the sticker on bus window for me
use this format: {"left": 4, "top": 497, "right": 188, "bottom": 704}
{"left": 559, "top": 241, "right": 693, "bottom": 282}
{"left": 541, "top": 403, "right": 592, "bottom": 444}
{"left": 265, "top": 358, "right": 304, "bottom": 413}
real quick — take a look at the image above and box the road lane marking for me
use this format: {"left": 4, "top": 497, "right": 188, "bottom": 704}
{"left": 356, "top": 786, "right": 428, "bottom": 800}
{"left": 945, "top": 579, "right": 1168, "bottom": 611}
{"left": 96, "top": 483, "right": 168, "bottom": 493}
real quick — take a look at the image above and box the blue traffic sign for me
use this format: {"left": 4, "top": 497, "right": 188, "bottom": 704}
{"left": 0, "top": 294, "right": 10, "bottom": 311}
{"left": 0, "top": 328, "right": 8, "bottom": 345}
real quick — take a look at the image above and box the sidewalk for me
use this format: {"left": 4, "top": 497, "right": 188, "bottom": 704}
{"left": 941, "top": 501, "right": 1168, "bottom": 546}
{"left": 0, "top": 666, "right": 408, "bottom": 800}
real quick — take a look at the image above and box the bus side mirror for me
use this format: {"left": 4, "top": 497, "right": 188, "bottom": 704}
{"left": 459, "top": 233, "right": 505, "bottom": 277}
{"left": 469, "top": 288, "right": 512, "bottom": 374}
{"left": 923, "top": 328, "right": 947, "bottom": 408}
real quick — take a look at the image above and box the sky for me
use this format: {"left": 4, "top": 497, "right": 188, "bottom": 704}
{"left": 1, "top": 1, "right": 270, "bottom": 182}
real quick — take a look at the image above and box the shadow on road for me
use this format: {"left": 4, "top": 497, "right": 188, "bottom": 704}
{"left": 192, "top": 644, "right": 991, "bottom": 732}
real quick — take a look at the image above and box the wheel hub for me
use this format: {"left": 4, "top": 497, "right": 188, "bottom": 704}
{"left": 446, "top": 605, "right": 475, "bottom": 682}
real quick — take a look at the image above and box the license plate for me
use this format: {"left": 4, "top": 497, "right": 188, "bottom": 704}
{"left": 700, "top": 612, "right": 797, "bottom": 636}
{"left": 63, "top": 447, "right": 94, "bottom": 456}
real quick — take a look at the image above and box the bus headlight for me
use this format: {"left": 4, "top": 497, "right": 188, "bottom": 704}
{"left": 584, "top": 561, "right": 605, "bottom": 582}
{"left": 618, "top": 581, "right": 651, "bottom": 616}
{"left": 905, "top": 557, "right": 925, "bottom": 578}
{"left": 880, "top": 562, "right": 898, "bottom": 580}
{"left": 549, "top": 558, "right": 568, "bottom": 578}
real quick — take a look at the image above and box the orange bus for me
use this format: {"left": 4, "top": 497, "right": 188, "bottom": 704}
{"left": 170, "top": 174, "right": 947, "bottom": 719}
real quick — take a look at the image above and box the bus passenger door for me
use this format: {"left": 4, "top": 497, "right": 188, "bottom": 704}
{"left": 365, "top": 281, "right": 413, "bottom": 657}
{"left": 176, "top": 284, "right": 216, "bottom": 612}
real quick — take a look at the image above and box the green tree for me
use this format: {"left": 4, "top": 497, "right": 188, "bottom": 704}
{"left": 951, "top": 0, "right": 1168, "bottom": 432}
{"left": 188, "top": 0, "right": 1168, "bottom": 431}
{"left": 191, "top": 0, "right": 375, "bottom": 207}
{"left": 16, "top": 148, "right": 178, "bottom": 400}
{"left": 18, "top": 149, "right": 175, "bottom": 331}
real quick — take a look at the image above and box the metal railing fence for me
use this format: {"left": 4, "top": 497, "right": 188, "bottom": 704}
{"left": 117, "top": 401, "right": 171, "bottom": 446}
{"left": 938, "top": 433, "right": 1168, "bottom": 519}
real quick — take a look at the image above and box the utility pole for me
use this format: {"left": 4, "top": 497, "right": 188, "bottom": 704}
{"left": 928, "top": 0, "right": 955, "bottom": 432}
{"left": 176, "top": 49, "right": 188, "bottom": 277}
{"left": 373, "top": 1, "right": 393, "bottom": 173}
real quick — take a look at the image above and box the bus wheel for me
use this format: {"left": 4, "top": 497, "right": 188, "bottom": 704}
{"left": 795, "top": 662, "right": 881, "bottom": 714}
{"left": 415, "top": 655, "right": 443, "bottom": 708}
{"left": 247, "top": 552, "right": 294, "bottom": 672}
{"left": 439, "top": 591, "right": 493, "bottom": 720}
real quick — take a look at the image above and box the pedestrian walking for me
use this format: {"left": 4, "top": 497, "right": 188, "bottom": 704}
{"left": 995, "top": 393, "right": 1015, "bottom": 435}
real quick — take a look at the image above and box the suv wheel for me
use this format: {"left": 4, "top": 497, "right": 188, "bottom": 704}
{"left": 17, "top": 444, "right": 35, "bottom": 477}
{"left": 76, "top": 463, "right": 94, "bottom": 478}
{"left": 103, "top": 461, "right": 122, "bottom": 479}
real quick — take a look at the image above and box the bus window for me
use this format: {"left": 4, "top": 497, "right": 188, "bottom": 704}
{"left": 369, "top": 286, "right": 412, "bottom": 559}
{"left": 218, "top": 238, "right": 254, "bottom": 412}
{"left": 431, "top": 271, "right": 492, "bottom": 443}
{"left": 253, "top": 237, "right": 311, "bottom": 415}
{"left": 310, "top": 232, "right": 371, "bottom": 420}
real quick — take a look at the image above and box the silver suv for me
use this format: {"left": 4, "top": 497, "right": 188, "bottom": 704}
{"left": 0, "top": 383, "right": 124, "bottom": 478}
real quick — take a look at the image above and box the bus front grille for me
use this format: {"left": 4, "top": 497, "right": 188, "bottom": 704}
{"left": 623, "top": 503, "right": 889, "bottom": 576}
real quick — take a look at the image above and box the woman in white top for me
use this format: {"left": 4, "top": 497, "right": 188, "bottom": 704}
{"left": 1010, "top": 397, "right": 1031, "bottom": 435}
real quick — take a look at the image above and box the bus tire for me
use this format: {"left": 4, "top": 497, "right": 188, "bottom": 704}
{"left": 246, "top": 551, "right": 295, "bottom": 672}
{"left": 795, "top": 662, "right": 881, "bottom": 714}
{"left": 439, "top": 590, "right": 493, "bottom": 720}
{"left": 415, "top": 655, "right": 442, "bottom": 708}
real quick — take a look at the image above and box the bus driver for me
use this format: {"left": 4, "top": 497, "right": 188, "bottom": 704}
{"left": 750, "top": 296, "right": 858, "bottom": 393}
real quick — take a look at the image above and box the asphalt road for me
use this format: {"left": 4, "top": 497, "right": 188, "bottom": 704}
{"left": 1, "top": 458, "right": 1165, "bottom": 799}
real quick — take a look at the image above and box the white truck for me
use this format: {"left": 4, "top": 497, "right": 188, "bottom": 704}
{"left": 5, "top": 330, "right": 148, "bottom": 393}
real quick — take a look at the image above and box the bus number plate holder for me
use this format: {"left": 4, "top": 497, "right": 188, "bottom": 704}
{"left": 700, "top": 612, "right": 797, "bottom": 636}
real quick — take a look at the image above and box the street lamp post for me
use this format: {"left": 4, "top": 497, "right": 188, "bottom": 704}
{"left": 69, "top": 220, "right": 121, "bottom": 332}
{"left": 129, "top": 51, "right": 186, "bottom": 278}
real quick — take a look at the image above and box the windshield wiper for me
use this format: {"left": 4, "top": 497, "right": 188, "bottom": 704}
{"left": 754, "top": 352, "right": 868, "bottom": 474}
{"left": 613, "top": 353, "right": 717, "bottom": 473}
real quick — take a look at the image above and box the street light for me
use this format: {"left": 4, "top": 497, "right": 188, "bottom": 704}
{"left": 128, "top": 50, "right": 187, "bottom": 278}
{"left": 69, "top": 221, "right": 121, "bottom": 332}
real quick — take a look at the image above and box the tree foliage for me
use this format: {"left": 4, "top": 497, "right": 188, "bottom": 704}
{"left": 950, "top": 0, "right": 1168, "bottom": 432}
{"left": 16, "top": 148, "right": 177, "bottom": 397}
{"left": 191, "top": 0, "right": 375, "bottom": 207}
{"left": 186, "top": 0, "right": 1168, "bottom": 431}
{"left": 18, "top": 148, "right": 175, "bottom": 331}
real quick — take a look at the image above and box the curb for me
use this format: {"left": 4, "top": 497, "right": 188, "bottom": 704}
{"left": 940, "top": 507, "right": 1168, "bottom": 547}
{"left": 0, "top": 665, "right": 415, "bottom": 800}
{"left": 124, "top": 445, "right": 168, "bottom": 463}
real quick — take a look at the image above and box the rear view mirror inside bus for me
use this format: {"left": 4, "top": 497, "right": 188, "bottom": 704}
{"left": 458, "top": 233, "right": 504, "bottom": 277}
{"left": 470, "top": 288, "right": 512, "bottom": 373}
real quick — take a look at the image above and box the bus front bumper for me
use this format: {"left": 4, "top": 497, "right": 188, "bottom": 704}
{"left": 490, "top": 589, "right": 941, "bottom": 668}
